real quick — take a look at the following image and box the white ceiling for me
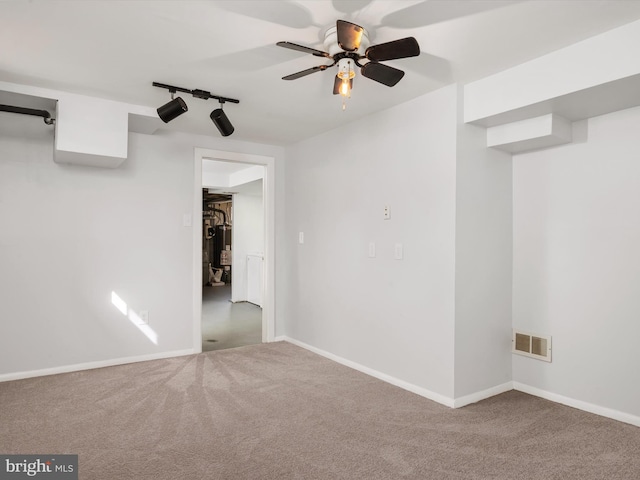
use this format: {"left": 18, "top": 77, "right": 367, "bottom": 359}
{"left": 208, "top": 179, "right": 264, "bottom": 197}
{"left": 2, "top": 0, "right": 640, "bottom": 146}
{"left": 203, "top": 159, "right": 257, "bottom": 176}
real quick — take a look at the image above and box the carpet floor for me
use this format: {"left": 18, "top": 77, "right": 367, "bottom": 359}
{"left": 1, "top": 342, "right": 638, "bottom": 479}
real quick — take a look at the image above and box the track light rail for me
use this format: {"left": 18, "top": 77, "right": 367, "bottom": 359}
{"left": 152, "top": 82, "right": 239, "bottom": 104}
{"left": 0, "top": 104, "right": 55, "bottom": 124}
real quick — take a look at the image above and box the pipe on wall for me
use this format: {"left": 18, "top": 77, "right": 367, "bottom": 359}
{"left": 0, "top": 104, "right": 55, "bottom": 125}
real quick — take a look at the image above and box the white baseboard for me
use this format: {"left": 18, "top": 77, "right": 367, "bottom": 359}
{"left": 280, "top": 337, "right": 517, "bottom": 409}
{"left": 280, "top": 336, "right": 456, "bottom": 407}
{"left": 276, "top": 338, "right": 640, "bottom": 426}
{"left": 0, "top": 348, "right": 198, "bottom": 383}
{"left": 513, "top": 382, "right": 640, "bottom": 428}
{"left": 453, "top": 381, "right": 514, "bottom": 408}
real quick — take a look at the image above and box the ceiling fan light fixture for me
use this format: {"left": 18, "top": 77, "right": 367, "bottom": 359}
{"left": 336, "top": 58, "right": 356, "bottom": 81}
{"left": 157, "top": 93, "right": 188, "bottom": 123}
{"left": 339, "top": 77, "right": 351, "bottom": 97}
{"left": 277, "top": 19, "right": 418, "bottom": 110}
{"left": 336, "top": 58, "right": 355, "bottom": 109}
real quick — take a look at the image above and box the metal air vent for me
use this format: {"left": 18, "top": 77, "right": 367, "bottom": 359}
{"left": 512, "top": 330, "right": 552, "bottom": 362}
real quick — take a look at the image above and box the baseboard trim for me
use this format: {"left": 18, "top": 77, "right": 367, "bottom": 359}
{"left": 453, "top": 381, "right": 514, "bottom": 408}
{"left": 278, "top": 337, "right": 640, "bottom": 425}
{"left": 280, "top": 336, "right": 456, "bottom": 408}
{"left": 0, "top": 348, "right": 198, "bottom": 383}
{"left": 513, "top": 382, "right": 640, "bottom": 428}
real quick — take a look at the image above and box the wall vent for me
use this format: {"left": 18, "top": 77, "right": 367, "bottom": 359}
{"left": 512, "top": 330, "right": 552, "bottom": 362}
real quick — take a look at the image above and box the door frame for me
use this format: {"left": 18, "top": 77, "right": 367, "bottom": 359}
{"left": 192, "top": 148, "right": 276, "bottom": 352}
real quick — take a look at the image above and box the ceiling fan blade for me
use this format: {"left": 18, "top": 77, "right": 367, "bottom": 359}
{"left": 361, "top": 62, "right": 405, "bottom": 87}
{"left": 366, "top": 37, "right": 420, "bottom": 62}
{"left": 276, "top": 41, "right": 331, "bottom": 58}
{"left": 337, "top": 19, "right": 364, "bottom": 52}
{"left": 333, "top": 76, "right": 353, "bottom": 95}
{"left": 282, "top": 65, "right": 328, "bottom": 80}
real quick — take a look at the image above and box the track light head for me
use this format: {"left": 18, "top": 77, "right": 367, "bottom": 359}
{"left": 157, "top": 96, "right": 188, "bottom": 123}
{"left": 210, "top": 107, "right": 234, "bottom": 137}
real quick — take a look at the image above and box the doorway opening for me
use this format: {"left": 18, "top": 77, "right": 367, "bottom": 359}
{"left": 192, "top": 148, "right": 275, "bottom": 353}
{"left": 200, "top": 160, "right": 265, "bottom": 352}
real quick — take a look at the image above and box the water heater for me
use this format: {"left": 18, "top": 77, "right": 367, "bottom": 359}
{"left": 214, "top": 224, "right": 232, "bottom": 267}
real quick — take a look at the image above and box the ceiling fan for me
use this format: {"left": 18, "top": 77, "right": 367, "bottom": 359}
{"left": 277, "top": 20, "right": 420, "bottom": 100}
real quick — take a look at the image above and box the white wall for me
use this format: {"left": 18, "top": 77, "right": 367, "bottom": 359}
{"left": 284, "top": 85, "right": 459, "bottom": 399}
{"left": 0, "top": 113, "right": 285, "bottom": 377}
{"left": 454, "top": 92, "right": 513, "bottom": 398}
{"left": 232, "top": 187, "right": 264, "bottom": 303}
{"left": 0, "top": 115, "right": 192, "bottom": 374}
{"left": 512, "top": 106, "right": 640, "bottom": 418}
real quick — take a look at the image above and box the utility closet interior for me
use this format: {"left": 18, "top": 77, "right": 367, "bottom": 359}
{"left": 202, "top": 190, "right": 232, "bottom": 287}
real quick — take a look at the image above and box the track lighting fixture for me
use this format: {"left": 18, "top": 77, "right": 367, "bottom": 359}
{"left": 157, "top": 91, "right": 188, "bottom": 123}
{"left": 210, "top": 101, "right": 234, "bottom": 137}
{"left": 152, "top": 82, "right": 239, "bottom": 136}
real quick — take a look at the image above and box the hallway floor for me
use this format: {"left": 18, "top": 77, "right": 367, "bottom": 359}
{"left": 201, "top": 284, "right": 262, "bottom": 352}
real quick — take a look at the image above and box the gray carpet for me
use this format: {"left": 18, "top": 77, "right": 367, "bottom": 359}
{"left": 1, "top": 342, "right": 638, "bottom": 479}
